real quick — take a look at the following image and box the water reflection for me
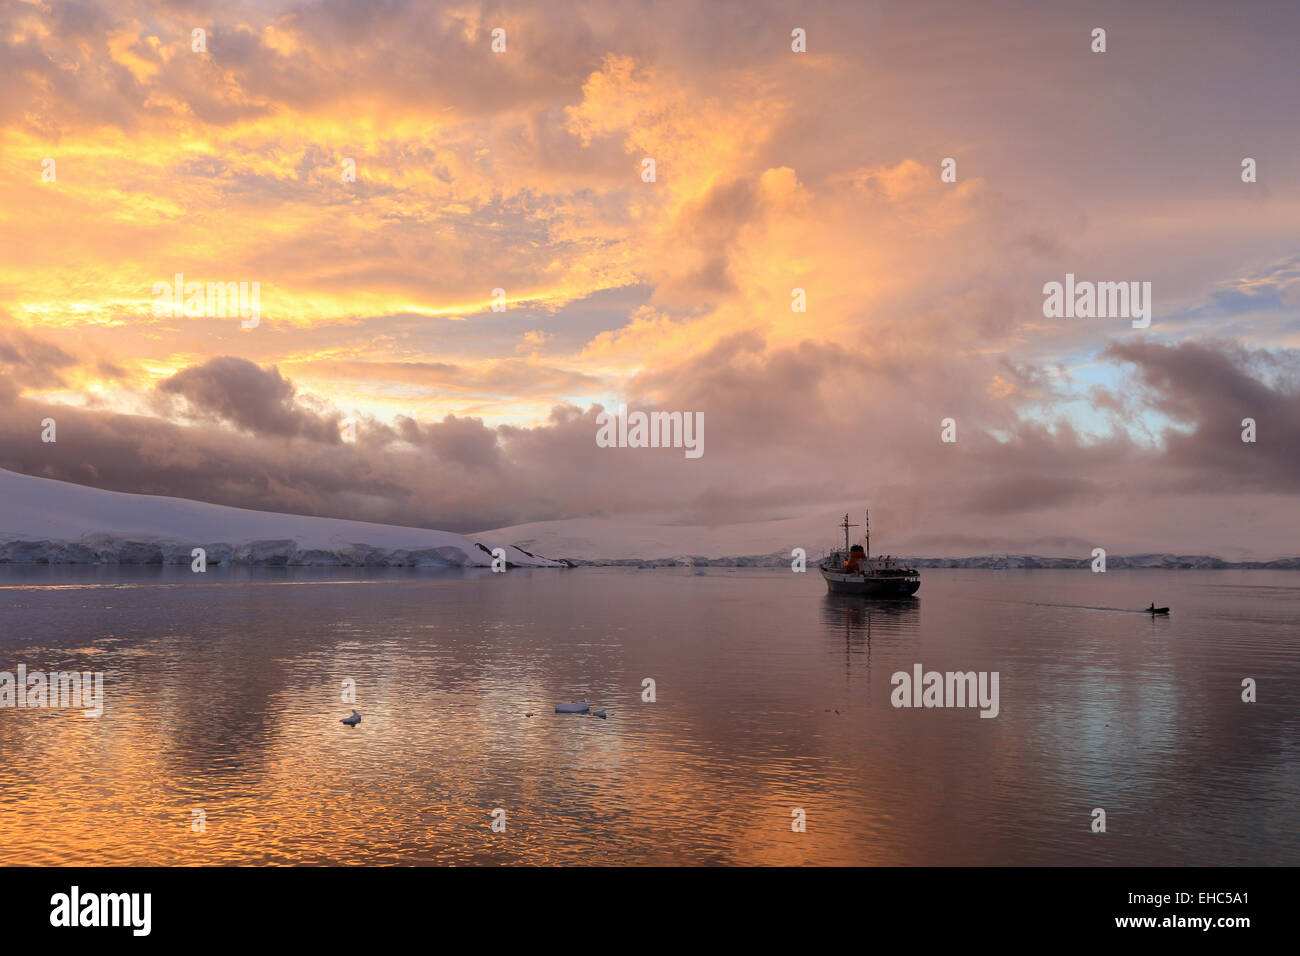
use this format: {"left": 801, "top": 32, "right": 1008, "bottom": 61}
{"left": 819, "top": 593, "right": 919, "bottom": 705}
{"left": 0, "top": 567, "right": 1295, "bottom": 865}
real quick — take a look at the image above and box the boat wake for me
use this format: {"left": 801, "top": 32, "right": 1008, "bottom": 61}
{"left": 1015, "top": 600, "right": 1170, "bottom": 615}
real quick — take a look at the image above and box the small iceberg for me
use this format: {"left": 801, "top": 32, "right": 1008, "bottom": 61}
{"left": 340, "top": 710, "right": 361, "bottom": 726}
{"left": 555, "top": 702, "right": 590, "bottom": 714}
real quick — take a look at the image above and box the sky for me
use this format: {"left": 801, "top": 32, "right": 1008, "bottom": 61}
{"left": 1, "top": 0, "right": 1298, "bottom": 558}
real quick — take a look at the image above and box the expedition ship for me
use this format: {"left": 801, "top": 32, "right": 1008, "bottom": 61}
{"left": 819, "top": 512, "right": 921, "bottom": 596}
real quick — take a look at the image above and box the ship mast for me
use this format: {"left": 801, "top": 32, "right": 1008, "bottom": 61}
{"left": 864, "top": 510, "right": 870, "bottom": 560}
{"left": 840, "top": 513, "right": 858, "bottom": 554}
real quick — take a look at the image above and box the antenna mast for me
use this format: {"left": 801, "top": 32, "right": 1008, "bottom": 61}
{"left": 840, "top": 513, "right": 858, "bottom": 554}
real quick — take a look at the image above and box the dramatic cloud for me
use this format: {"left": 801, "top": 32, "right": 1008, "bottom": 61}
{"left": 158, "top": 356, "right": 341, "bottom": 442}
{"left": 0, "top": 326, "right": 77, "bottom": 398}
{"left": 1106, "top": 341, "right": 1300, "bottom": 493}
{"left": 1, "top": 0, "right": 1298, "bottom": 556}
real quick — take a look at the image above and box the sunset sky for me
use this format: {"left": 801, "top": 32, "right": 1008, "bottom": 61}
{"left": 2, "top": 0, "right": 1298, "bottom": 558}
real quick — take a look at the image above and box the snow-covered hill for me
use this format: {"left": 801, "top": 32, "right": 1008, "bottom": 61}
{"left": 0, "top": 469, "right": 563, "bottom": 567}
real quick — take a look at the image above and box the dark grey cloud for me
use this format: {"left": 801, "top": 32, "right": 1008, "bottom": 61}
{"left": 965, "top": 474, "right": 1101, "bottom": 516}
{"left": 157, "top": 356, "right": 342, "bottom": 442}
{"left": 394, "top": 413, "right": 502, "bottom": 469}
{"left": 0, "top": 327, "right": 77, "bottom": 400}
{"left": 1106, "top": 340, "right": 1300, "bottom": 493}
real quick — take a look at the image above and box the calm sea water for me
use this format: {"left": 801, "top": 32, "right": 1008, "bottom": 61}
{"left": 0, "top": 566, "right": 1296, "bottom": 866}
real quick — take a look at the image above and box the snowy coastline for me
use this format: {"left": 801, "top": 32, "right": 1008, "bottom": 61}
{"left": 0, "top": 469, "right": 563, "bottom": 568}
{"left": 1, "top": 469, "right": 1294, "bottom": 570}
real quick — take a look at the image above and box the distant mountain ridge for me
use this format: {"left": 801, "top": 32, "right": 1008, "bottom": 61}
{"left": 479, "top": 515, "right": 1298, "bottom": 567}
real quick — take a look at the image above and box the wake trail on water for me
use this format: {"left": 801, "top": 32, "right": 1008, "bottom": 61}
{"left": 1014, "top": 600, "right": 1162, "bottom": 614}
{"left": 977, "top": 600, "right": 1159, "bottom": 616}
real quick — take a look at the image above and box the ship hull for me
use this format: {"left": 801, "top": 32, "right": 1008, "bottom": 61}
{"left": 820, "top": 568, "right": 920, "bottom": 596}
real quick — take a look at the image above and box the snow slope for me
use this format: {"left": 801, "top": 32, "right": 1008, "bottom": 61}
{"left": 0, "top": 469, "right": 563, "bottom": 567}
